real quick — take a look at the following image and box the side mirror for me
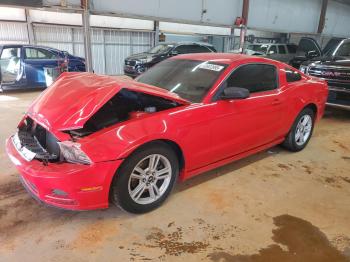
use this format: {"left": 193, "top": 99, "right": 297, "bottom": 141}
{"left": 306, "top": 50, "right": 318, "bottom": 58}
{"left": 268, "top": 50, "right": 275, "bottom": 55}
{"left": 169, "top": 50, "right": 179, "bottom": 56}
{"left": 220, "top": 87, "right": 250, "bottom": 100}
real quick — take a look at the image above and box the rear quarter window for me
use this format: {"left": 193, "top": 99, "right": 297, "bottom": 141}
{"left": 285, "top": 67, "right": 302, "bottom": 82}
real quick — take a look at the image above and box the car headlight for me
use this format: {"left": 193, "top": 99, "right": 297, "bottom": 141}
{"left": 299, "top": 65, "right": 309, "bottom": 74}
{"left": 139, "top": 57, "right": 153, "bottom": 63}
{"left": 58, "top": 141, "right": 92, "bottom": 165}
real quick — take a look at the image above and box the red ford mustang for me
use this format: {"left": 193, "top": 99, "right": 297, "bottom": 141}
{"left": 6, "top": 54, "right": 328, "bottom": 213}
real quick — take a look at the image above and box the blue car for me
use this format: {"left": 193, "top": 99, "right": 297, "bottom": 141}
{"left": 0, "top": 45, "right": 85, "bottom": 91}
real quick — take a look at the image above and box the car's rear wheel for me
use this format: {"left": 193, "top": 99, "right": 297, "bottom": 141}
{"left": 110, "top": 142, "right": 178, "bottom": 213}
{"left": 282, "top": 108, "right": 315, "bottom": 152}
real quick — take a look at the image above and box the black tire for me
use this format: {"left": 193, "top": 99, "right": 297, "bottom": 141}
{"left": 110, "top": 141, "right": 178, "bottom": 214}
{"left": 282, "top": 107, "right": 315, "bottom": 152}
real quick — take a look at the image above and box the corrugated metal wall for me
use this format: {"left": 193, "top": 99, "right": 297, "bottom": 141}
{"left": 0, "top": 22, "right": 29, "bottom": 44}
{"left": 33, "top": 24, "right": 85, "bottom": 57}
{"left": 0, "top": 21, "right": 153, "bottom": 75}
{"left": 92, "top": 29, "right": 155, "bottom": 75}
{"left": 32, "top": 24, "right": 154, "bottom": 75}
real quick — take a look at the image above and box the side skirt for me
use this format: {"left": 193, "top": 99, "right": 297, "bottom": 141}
{"left": 180, "top": 138, "right": 285, "bottom": 181}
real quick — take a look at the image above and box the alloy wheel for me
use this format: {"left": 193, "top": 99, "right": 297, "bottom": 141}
{"left": 128, "top": 154, "right": 172, "bottom": 205}
{"left": 295, "top": 114, "right": 312, "bottom": 146}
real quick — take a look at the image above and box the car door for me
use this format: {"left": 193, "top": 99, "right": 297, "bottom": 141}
{"left": 296, "top": 37, "right": 322, "bottom": 57}
{"left": 0, "top": 46, "right": 23, "bottom": 88}
{"left": 209, "top": 63, "right": 285, "bottom": 162}
{"left": 289, "top": 37, "right": 322, "bottom": 69}
{"left": 277, "top": 45, "right": 289, "bottom": 62}
{"left": 23, "top": 47, "right": 60, "bottom": 88}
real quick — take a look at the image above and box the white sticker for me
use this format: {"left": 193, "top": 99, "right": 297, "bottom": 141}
{"left": 12, "top": 133, "right": 36, "bottom": 161}
{"left": 198, "top": 63, "right": 224, "bottom": 72}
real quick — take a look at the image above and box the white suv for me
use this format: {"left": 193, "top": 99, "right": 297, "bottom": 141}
{"left": 242, "top": 43, "right": 298, "bottom": 63}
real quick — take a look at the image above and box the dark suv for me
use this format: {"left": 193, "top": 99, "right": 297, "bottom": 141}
{"left": 124, "top": 42, "right": 216, "bottom": 77}
{"left": 298, "top": 38, "right": 350, "bottom": 110}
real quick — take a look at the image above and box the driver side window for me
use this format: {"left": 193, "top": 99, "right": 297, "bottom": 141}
{"left": 225, "top": 64, "right": 278, "bottom": 93}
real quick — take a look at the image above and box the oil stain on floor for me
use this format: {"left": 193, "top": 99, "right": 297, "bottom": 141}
{"left": 208, "top": 214, "right": 350, "bottom": 262}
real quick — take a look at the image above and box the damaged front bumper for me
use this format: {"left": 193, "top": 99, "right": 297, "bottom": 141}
{"left": 6, "top": 137, "right": 122, "bottom": 210}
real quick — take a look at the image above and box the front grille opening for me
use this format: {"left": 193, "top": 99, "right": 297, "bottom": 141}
{"left": 18, "top": 117, "right": 60, "bottom": 162}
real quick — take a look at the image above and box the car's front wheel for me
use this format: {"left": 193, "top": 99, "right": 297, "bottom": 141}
{"left": 110, "top": 142, "right": 178, "bottom": 213}
{"left": 282, "top": 107, "right": 315, "bottom": 152}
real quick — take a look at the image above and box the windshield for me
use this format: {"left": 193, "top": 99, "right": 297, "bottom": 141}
{"left": 334, "top": 40, "right": 350, "bottom": 57}
{"left": 247, "top": 44, "right": 268, "bottom": 53}
{"left": 136, "top": 59, "right": 227, "bottom": 103}
{"left": 322, "top": 38, "right": 344, "bottom": 56}
{"left": 148, "top": 44, "right": 174, "bottom": 54}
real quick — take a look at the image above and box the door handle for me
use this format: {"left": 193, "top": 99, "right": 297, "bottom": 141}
{"left": 272, "top": 99, "right": 281, "bottom": 105}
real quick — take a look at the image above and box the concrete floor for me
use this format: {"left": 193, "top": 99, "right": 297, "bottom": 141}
{"left": 0, "top": 91, "right": 350, "bottom": 262}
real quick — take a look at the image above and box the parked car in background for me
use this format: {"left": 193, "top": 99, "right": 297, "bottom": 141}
{"left": 299, "top": 38, "right": 350, "bottom": 110}
{"left": 0, "top": 44, "right": 85, "bottom": 91}
{"left": 236, "top": 43, "right": 298, "bottom": 63}
{"left": 6, "top": 54, "right": 327, "bottom": 213}
{"left": 124, "top": 42, "right": 216, "bottom": 77}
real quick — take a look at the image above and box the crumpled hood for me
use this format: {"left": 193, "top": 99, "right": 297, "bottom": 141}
{"left": 27, "top": 72, "right": 189, "bottom": 132}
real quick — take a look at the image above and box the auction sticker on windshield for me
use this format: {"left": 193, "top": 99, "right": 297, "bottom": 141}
{"left": 198, "top": 63, "right": 224, "bottom": 71}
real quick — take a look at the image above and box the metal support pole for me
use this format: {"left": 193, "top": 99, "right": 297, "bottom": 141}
{"left": 154, "top": 20, "right": 159, "bottom": 46}
{"left": 317, "top": 0, "right": 328, "bottom": 34}
{"left": 239, "top": 0, "right": 249, "bottom": 52}
{"left": 25, "top": 8, "right": 35, "bottom": 44}
{"left": 227, "top": 26, "right": 235, "bottom": 52}
{"left": 82, "top": 8, "right": 93, "bottom": 72}
{"left": 239, "top": 26, "right": 246, "bottom": 52}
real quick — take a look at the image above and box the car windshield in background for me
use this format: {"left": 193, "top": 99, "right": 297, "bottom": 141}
{"left": 322, "top": 38, "right": 344, "bottom": 56}
{"left": 334, "top": 41, "right": 350, "bottom": 57}
{"left": 136, "top": 59, "right": 227, "bottom": 103}
{"left": 148, "top": 44, "right": 174, "bottom": 54}
{"left": 247, "top": 45, "right": 268, "bottom": 54}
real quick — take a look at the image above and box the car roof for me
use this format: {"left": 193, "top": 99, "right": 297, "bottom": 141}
{"left": 160, "top": 41, "right": 214, "bottom": 47}
{"left": 172, "top": 53, "right": 280, "bottom": 65}
{"left": 0, "top": 44, "right": 62, "bottom": 52}
{"left": 249, "top": 43, "right": 288, "bottom": 46}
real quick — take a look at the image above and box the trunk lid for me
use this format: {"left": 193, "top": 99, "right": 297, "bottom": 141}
{"left": 27, "top": 72, "right": 190, "bottom": 131}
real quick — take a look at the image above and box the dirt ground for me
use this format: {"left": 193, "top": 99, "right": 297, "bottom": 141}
{"left": 0, "top": 91, "right": 349, "bottom": 262}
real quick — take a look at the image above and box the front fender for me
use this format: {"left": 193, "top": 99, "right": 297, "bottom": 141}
{"left": 80, "top": 114, "right": 185, "bottom": 163}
